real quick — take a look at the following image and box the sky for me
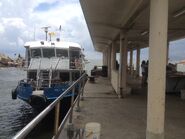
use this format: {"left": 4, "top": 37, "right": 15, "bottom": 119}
{"left": 0, "top": 0, "right": 185, "bottom": 62}
{"left": 0, "top": 0, "right": 102, "bottom": 59}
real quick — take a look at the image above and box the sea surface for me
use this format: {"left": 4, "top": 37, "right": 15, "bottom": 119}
{"left": 0, "top": 59, "right": 102, "bottom": 139}
{"left": 0, "top": 68, "right": 35, "bottom": 139}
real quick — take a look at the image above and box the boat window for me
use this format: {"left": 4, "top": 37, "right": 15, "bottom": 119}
{"left": 69, "top": 50, "right": 80, "bottom": 58}
{"left": 56, "top": 49, "right": 68, "bottom": 58}
{"left": 60, "top": 72, "right": 69, "bottom": 82}
{"left": 42, "top": 48, "right": 55, "bottom": 58}
{"left": 30, "top": 49, "right": 41, "bottom": 58}
{"left": 72, "top": 72, "right": 80, "bottom": 81}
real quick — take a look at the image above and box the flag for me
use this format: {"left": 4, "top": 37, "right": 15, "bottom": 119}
{"left": 59, "top": 25, "right": 61, "bottom": 31}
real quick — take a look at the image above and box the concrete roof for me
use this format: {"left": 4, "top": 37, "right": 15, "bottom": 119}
{"left": 80, "top": 0, "right": 185, "bottom": 52}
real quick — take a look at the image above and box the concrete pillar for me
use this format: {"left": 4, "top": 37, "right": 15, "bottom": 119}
{"left": 103, "top": 50, "right": 108, "bottom": 66}
{"left": 130, "top": 49, "right": 133, "bottom": 75}
{"left": 166, "top": 42, "right": 169, "bottom": 64}
{"left": 146, "top": 0, "right": 168, "bottom": 139}
{"left": 136, "top": 47, "right": 140, "bottom": 77}
{"left": 111, "top": 42, "right": 116, "bottom": 70}
{"left": 103, "top": 53, "right": 105, "bottom": 65}
{"left": 130, "top": 49, "right": 133, "bottom": 67}
{"left": 119, "top": 32, "right": 127, "bottom": 97}
{"left": 108, "top": 46, "right": 111, "bottom": 79}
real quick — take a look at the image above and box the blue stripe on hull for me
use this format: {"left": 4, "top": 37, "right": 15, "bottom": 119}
{"left": 15, "top": 82, "right": 79, "bottom": 109}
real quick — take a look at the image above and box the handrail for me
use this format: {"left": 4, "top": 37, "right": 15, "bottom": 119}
{"left": 49, "top": 66, "right": 52, "bottom": 88}
{"left": 36, "top": 59, "right": 42, "bottom": 90}
{"left": 13, "top": 73, "right": 87, "bottom": 139}
{"left": 54, "top": 58, "right": 61, "bottom": 70}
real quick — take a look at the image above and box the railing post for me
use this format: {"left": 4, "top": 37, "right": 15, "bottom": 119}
{"left": 69, "top": 87, "right": 75, "bottom": 123}
{"left": 75, "top": 81, "right": 81, "bottom": 112}
{"left": 67, "top": 87, "right": 75, "bottom": 139}
{"left": 54, "top": 101, "right": 60, "bottom": 135}
{"left": 81, "top": 78, "right": 85, "bottom": 101}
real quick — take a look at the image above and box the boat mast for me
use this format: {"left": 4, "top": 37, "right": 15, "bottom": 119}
{"left": 41, "top": 26, "right": 51, "bottom": 41}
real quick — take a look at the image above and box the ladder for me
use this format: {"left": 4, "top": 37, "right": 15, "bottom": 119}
{"left": 40, "top": 71, "right": 50, "bottom": 88}
{"left": 40, "top": 67, "right": 52, "bottom": 88}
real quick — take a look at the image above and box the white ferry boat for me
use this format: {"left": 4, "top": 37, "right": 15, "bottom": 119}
{"left": 12, "top": 39, "right": 86, "bottom": 110}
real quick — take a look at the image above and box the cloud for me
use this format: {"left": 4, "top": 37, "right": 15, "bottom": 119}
{"left": 0, "top": 0, "right": 102, "bottom": 59}
{"left": 0, "top": 23, "right": 5, "bottom": 33}
{"left": 2, "top": 17, "right": 26, "bottom": 28}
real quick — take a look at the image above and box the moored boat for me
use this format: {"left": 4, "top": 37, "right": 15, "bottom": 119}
{"left": 12, "top": 38, "right": 86, "bottom": 110}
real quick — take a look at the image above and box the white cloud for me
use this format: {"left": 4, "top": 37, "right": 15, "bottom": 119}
{"left": 0, "top": 0, "right": 102, "bottom": 59}
{"left": 2, "top": 17, "right": 26, "bottom": 28}
{"left": 0, "top": 23, "right": 5, "bottom": 33}
{"left": 17, "top": 37, "right": 24, "bottom": 47}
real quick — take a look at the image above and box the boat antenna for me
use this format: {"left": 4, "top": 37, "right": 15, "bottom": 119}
{"left": 41, "top": 26, "right": 51, "bottom": 41}
{"left": 59, "top": 25, "right": 62, "bottom": 41}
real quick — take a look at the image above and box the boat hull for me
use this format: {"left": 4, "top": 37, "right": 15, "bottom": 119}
{"left": 13, "top": 81, "right": 79, "bottom": 112}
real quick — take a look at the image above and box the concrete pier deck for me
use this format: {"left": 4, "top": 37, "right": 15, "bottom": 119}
{"left": 71, "top": 77, "right": 185, "bottom": 139}
{"left": 72, "top": 77, "right": 147, "bottom": 139}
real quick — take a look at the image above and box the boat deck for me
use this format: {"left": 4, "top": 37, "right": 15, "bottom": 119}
{"left": 59, "top": 76, "right": 185, "bottom": 139}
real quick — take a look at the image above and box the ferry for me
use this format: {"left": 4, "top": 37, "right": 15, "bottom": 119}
{"left": 12, "top": 38, "right": 86, "bottom": 110}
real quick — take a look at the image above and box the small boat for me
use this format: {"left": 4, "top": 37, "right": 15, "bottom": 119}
{"left": 12, "top": 37, "right": 86, "bottom": 110}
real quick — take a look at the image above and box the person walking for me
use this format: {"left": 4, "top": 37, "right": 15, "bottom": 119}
{"left": 141, "top": 60, "right": 146, "bottom": 86}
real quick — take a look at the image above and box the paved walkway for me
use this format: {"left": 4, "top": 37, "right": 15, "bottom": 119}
{"left": 61, "top": 77, "right": 185, "bottom": 139}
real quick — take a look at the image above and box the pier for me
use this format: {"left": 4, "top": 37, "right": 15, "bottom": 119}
{"left": 69, "top": 76, "right": 185, "bottom": 139}
{"left": 79, "top": 0, "right": 185, "bottom": 139}
{"left": 12, "top": 0, "right": 185, "bottom": 139}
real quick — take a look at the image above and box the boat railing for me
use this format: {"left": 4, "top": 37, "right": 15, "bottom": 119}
{"left": 13, "top": 72, "right": 88, "bottom": 139}
{"left": 54, "top": 58, "right": 61, "bottom": 70}
{"left": 36, "top": 59, "right": 42, "bottom": 90}
{"left": 48, "top": 66, "right": 53, "bottom": 88}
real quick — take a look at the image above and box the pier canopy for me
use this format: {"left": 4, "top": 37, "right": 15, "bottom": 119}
{"left": 80, "top": 0, "right": 185, "bottom": 51}
{"left": 80, "top": 1, "right": 185, "bottom": 139}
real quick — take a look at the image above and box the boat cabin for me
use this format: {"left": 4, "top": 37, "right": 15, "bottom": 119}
{"left": 24, "top": 41, "right": 85, "bottom": 90}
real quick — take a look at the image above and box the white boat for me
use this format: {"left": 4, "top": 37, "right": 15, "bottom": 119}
{"left": 12, "top": 39, "right": 86, "bottom": 110}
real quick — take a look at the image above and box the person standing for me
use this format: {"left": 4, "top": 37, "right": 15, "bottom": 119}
{"left": 145, "top": 60, "right": 149, "bottom": 85}
{"left": 141, "top": 60, "right": 146, "bottom": 86}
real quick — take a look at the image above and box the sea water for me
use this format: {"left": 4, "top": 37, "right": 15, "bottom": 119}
{"left": 0, "top": 59, "right": 102, "bottom": 139}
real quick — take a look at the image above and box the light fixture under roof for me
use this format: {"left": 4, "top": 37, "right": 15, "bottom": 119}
{"left": 173, "top": 7, "right": 185, "bottom": 18}
{"left": 128, "top": 41, "right": 132, "bottom": 44}
{"left": 140, "top": 31, "right": 148, "bottom": 36}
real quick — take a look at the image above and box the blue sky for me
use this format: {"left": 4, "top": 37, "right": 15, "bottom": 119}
{"left": 0, "top": 0, "right": 185, "bottom": 62}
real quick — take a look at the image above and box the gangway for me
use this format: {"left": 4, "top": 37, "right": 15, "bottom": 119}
{"left": 13, "top": 73, "right": 88, "bottom": 139}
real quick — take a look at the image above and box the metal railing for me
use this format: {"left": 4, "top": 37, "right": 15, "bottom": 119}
{"left": 36, "top": 58, "right": 42, "bottom": 90}
{"left": 13, "top": 73, "right": 87, "bottom": 139}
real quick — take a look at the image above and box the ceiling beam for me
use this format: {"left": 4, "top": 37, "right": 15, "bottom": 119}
{"left": 92, "top": 35, "right": 113, "bottom": 42}
{"left": 88, "top": 22, "right": 121, "bottom": 30}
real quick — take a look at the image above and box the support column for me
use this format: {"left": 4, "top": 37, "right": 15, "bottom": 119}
{"left": 111, "top": 42, "right": 116, "bottom": 70}
{"left": 130, "top": 49, "right": 133, "bottom": 75}
{"left": 108, "top": 46, "right": 111, "bottom": 79}
{"left": 103, "top": 50, "right": 108, "bottom": 66}
{"left": 136, "top": 46, "right": 140, "bottom": 77}
{"left": 146, "top": 0, "right": 168, "bottom": 139}
{"left": 166, "top": 42, "right": 169, "bottom": 64}
{"left": 119, "top": 32, "right": 127, "bottom": 97}
{"left": 103, "top": 52, "right": 106, "bottom": 65}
